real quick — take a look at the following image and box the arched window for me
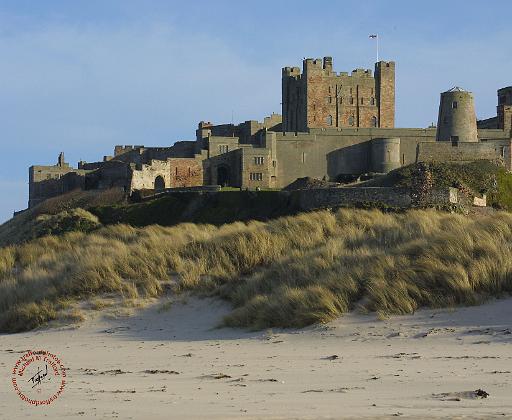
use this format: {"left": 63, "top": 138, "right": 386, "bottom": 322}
{"left": 348, "top": 116, "right": 355, "bottom": 126}
{"left": 326, "top": 115, "right": 333, "bottom": 126}
{"left": 371, "top": 116, "right": 378, "bottom": 127}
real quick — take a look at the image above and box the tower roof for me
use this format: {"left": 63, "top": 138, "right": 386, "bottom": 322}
{"left": 444, "top": 86, "right": 468, "bottom": 93}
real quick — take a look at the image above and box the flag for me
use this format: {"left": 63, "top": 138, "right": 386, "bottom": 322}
{"left": 369, "top": 34, "right": 378, "bottom": 39}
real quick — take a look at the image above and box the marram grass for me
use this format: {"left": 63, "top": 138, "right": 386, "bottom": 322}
{"left": 1, "top": 209, "right": 512, "bottom": 332}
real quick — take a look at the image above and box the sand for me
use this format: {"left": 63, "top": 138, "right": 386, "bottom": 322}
{"left": 1, "top": 297, "right": 512, "bottom": 419}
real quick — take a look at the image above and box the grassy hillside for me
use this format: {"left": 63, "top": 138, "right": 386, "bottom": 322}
{"left": 91, "top": 190, "right": 299, "bottom": 227}
{"left": 0, "top": 189, "right": 125, "bottom": 247}
{"left": 363, "top": 160, "right": 512, "bottom": 209}
{"left": 2, "top": 208, "right": 512, "bottom": 333}
{"left": 3, "top": 161, "right": 512, "bottom": 249}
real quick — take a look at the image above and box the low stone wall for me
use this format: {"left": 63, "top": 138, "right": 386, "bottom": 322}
{"left": 295, "top": 187, "right": 413, "bottom": 210}
{"left": 134, "top": 185, "right": 221, "bottom": 202}
{"left": 294, "top": 186, "right": 478, "bottom": 211}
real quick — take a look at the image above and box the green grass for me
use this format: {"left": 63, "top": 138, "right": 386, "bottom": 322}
{"left": 91, "top": 190, "right": 298, "bottom": 227}
{"left": 2, "top": 208, "right": 512, "bottom": 333}
{"left": 364, "top": 160, "right": 499, "bottom": 192}
{"left": 0, "top": 189, "right": 125, "bottom": 247}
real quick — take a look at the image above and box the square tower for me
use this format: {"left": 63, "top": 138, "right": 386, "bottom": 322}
{"left": 282, "top": 57, "right": 395, "bottom": 132}
{"left": 497, "top": 86, "right": 512, "bottom": 131}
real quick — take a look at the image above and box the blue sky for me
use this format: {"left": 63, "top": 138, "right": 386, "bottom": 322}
{"left": 1, "top": 0, "right": 512, "bottom": 222}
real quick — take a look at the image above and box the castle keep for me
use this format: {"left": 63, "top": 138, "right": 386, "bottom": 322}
{"left": 28, "top": 57, "right": 512, "bottom": 208}
{"left": 282, "top": 57, "right": 394, "bottom": 131}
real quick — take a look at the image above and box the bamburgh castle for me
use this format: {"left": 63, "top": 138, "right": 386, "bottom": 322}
{"left": 29, "top": 56, "right": 512, "bottom": 207}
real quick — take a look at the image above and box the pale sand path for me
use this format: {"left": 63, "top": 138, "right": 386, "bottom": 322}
{"left": 1, "top": 297, "right": 512, "bottom": 419}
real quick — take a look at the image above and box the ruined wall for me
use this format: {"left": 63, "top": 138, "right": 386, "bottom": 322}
{"left": 130, "top": 160, "right": 172, "bottom": 191}
{"left": 130, "top": 158, "right": 203, "bottom": 191}
{"left": 168, "top": 158, "right": 203, "bottom": 188}
{"left": 29, "top": 157, "right": 88, "bottom": 208}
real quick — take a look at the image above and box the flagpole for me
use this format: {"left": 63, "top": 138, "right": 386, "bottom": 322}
{"left": 369, "top": 34, "right": 379, "bottom": 63}
{"left": 376, "top": 35, "right": 379, "bottom": 62}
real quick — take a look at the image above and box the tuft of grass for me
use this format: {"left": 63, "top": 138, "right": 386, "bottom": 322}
{"left": 0, "top": 300, "right": 57, "bottom": 333}
{"left": 157, "top": 300, "right": 173, "bottom": 313}
{"left": 2, "top": 208, "right": 512, "bottom": 332}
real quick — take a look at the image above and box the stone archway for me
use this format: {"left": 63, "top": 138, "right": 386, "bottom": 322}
{"left": 154, "top": 175, "right": 165, "bottom": 190}
{"left": 217, "top": 165, "right": 230, "bottom": 187}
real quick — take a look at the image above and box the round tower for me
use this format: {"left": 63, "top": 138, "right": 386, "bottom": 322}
{"left": 436, "top": 87, "right": 478, "bottom": 143}
{"left": 371, "top": 137, "right": 401, "bottom": 173}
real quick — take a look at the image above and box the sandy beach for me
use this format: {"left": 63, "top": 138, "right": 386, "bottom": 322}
{"left": 1, "top": 297, "right": 512, "bottom": 419}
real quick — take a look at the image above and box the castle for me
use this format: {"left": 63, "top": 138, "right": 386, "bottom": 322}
{"left": 28, "top": 56, "right": 512, "bottom": 208}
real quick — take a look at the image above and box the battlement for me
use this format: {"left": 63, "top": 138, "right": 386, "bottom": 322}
{"left": 375, "top": 61, "right": 395, "bottom": 68}
{"left": 114, "top": 145, "right": 145, "bottom": 156}
{"left": 282, "top": 66, "right": 301, "bottom": 77}
{"left": 351, "top": 68, "right": 373, "bottom": 77}
{"left": 282, "top": 57, "right": 389, "bottom": 82}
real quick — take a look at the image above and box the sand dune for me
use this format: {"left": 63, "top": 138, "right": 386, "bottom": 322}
{"left": 1, "top": 297, "right": 512, "bottom": 419}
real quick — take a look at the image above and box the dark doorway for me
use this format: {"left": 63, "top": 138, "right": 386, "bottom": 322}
{"left": 217, "top": 166, "right": 230, "bottom": 187}
{"left": 154, "top": 175, "right": 165, "bottom": 190}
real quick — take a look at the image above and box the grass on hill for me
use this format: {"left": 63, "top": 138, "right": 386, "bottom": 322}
{"left": 363, "top": 160, "right": 512, "bottom": 210}
{"left": 0, "top": 189, "right": 125, "bottom": 247}
{"left": 1, "top": 208, "right": 512, "bottom": 333}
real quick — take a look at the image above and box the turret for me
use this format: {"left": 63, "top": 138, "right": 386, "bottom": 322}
{"left": 436, "top": 87, "right": 478, "bottom": 143}
{"left": 497, "top": 87, "right": 512, "bottom": 131}
{"left": 375, "top": 61, "right": 395, "bottom": 128}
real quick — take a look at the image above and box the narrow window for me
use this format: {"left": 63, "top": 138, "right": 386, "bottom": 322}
{"left": 452, "top": 101, "right": 458, "bottom": 109}
{"left": 350, "top": 97, "right": 354, "bottom": 105}
{"left": 219, "top": 144, "right": 229, "bottom": 153}
{"left": 360, "top": 98, "right": 364, "bottom": 105}
{"left": 326, "top": 115, "right": 333, "bottom": 126}
{"left": 371, "top": 116, "right": 377, "bottom": 127}
{"left": 302, "top": 152, "right": 306, "bottom": 163}
{"left": 371, "top": 97, "right": 375, "bottom": 105}
{"left": 348, "top": 116, "right": 355, "bottom": 126}
{"left": 254, "top": 156, "right": 264, "bottom": 165}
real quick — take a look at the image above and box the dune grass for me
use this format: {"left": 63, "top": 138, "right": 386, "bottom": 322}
{"left": 0, "top": 189, "right": 125, "bottom": 247}
{"left": 1, "top": 209, "right": 512, "bottom": 333}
